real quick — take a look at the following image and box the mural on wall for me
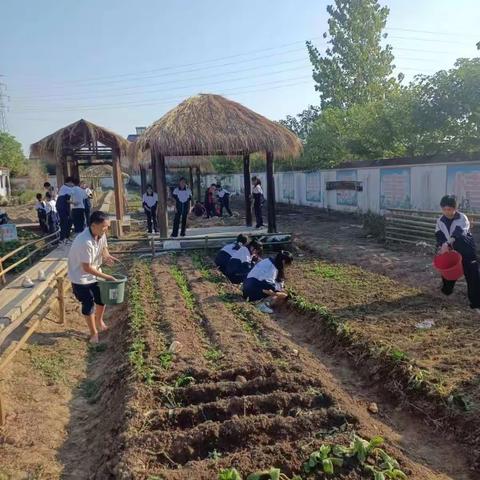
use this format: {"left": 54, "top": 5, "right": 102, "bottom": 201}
{"left": 282, "top": 172, "right": 295, "bottom": 200}
{"left": 380, "top": 168, "right": 411, "bottom": 209}
{"left": 447, "top": 164, "right": 480, "bottom": 212}
{"left": 306, "top": 171, "right": 322, "bottom": 203}
{"left": 336, "top": 170, "right": 357, "bottom": 206}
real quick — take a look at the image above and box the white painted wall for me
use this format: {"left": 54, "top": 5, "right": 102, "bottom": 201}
{"left": 202, "top": 161, "right": 480, "bottom": 214}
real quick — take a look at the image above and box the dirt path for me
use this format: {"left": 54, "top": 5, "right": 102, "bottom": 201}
{"left": 0, "top": 287, "right": 128, "bottom": 479}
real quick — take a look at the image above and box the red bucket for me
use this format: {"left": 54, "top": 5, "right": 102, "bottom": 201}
{"left": 433, "top": 251, "right": 464, "bottom": 281}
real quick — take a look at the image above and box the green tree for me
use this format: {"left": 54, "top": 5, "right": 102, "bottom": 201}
{"left": 278, "top": 106, "right": 321, "bottom": 141}
{"left": 0, "top": 132, "right": 27, "bottom": 176}
{"left": 307, "top": 0, "right": 397, "bottom": 109}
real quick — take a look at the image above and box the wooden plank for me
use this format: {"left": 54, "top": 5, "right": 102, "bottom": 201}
{"left": 243, "top": 154, "right": 252, "bottom": 227}
{"left": 266, "top": 151, "right": 277, "bottom": 233}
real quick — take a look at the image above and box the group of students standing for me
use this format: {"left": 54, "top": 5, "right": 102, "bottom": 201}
{"left": 142, "top": 175, "right": 266, "bottom": 238}
{"left": 35, "top": 177, "right": 93, "bottom": 244}
{"left": 215, "top": 234, "right": 293, "bottom": 313}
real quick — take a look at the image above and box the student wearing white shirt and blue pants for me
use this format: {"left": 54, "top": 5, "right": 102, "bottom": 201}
{"left": 68, "top": 211, "right": 117, "bottom": 343}
{"left": 225, "top": 239, "right": 262, "bottom": 284}
{"left": 142, "top": 185, "right": 158, "bottom": 234}
{"left": 56, "top": 177, "right": 74, "bottom": 243}
{"left": 71, "top": 178, "right": 88, "bottom": 233}
{"left": 172, "top": 177, "right": 192, "bottom": 237}
{"left": 243, "top": 251, "right": 293, "bottom": 313}
{"left": 252, "top": 177, "right": 264, "bottom": 229}
{"left": 214, "top": 234, "right": 248, "bottom": 274}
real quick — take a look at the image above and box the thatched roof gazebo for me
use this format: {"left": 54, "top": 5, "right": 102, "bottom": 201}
{"left": 30, "top": 119, "right": 129, "bottom": 223}
{"left": 138, "top": 94, "right": 302, "bottom": 235}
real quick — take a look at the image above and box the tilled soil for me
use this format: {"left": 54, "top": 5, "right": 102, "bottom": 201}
{"left": 113, "top": 255, "right": 474, "bottom": 480}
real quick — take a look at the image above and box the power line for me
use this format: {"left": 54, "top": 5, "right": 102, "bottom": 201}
{"left": 0, "top": 81, "right": 8, "bottom": 132}
{"left": 386, "top": 27, "right": 479, "bottom": 38}
{"left": 11, "top": 75, "right": 314, "bottom": 113}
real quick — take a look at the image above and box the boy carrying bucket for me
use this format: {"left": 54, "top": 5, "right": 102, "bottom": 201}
{"left": 435, "top": 195, "right": 480, "bottom": 313}
{"left": 67, "top": 211, "right": 118, "bottom": 343}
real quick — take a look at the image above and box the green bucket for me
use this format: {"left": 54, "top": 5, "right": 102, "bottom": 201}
{"left": 98, "top": 274, "right": 128, "bottom": 305}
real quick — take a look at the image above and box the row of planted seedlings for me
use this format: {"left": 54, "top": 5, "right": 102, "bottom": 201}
{"left": 285, "top": 256, "right": 480, "bottom": 459}
{"left": 179, "top": 252, "right": 411, "bottom": 480}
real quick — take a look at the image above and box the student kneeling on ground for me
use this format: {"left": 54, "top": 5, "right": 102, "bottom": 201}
{"left": 225, "top": 239, "right": 263, "bottom": 284}
{"left": 436, "top": 195, "right": 480, "bottom": 313}
{"left": 243, "top": 250, "right": 293, "bottom": 314}
{"left": 68, "top": 210, "right": 118, "bottom": 344}
{"left": 214, "top": 234, "right": 248, "bottom": 275}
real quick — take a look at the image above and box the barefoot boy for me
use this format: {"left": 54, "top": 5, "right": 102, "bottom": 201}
{"left": 67, "top": 210, "right": 117, "bottom": 342}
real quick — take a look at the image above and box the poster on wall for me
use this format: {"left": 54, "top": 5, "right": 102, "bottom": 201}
{"left": 306, "top": 171, "right": 322, "bottom": 203}
{"left": 447, "top": 164, "right": 480, "bottom": 212}
{"left": 380, "top": 168, "right": 411, "bottom": 209}
{"left": 282, "top": 172, "right": 295, "bottom": 200}
{"left": 336, "top": 170, "right": 357, "bottom": 206}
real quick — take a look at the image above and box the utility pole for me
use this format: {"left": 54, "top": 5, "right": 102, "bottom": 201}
{"left": 0, "top": 79, "right": 8, "bottom": 132}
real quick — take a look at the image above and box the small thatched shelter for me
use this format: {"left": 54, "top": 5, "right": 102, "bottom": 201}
{"left": 138, "top": 94, "right": 302, "bottom": 235}
{"left": 30, "top": 119, "right": 129, "bottom": 222}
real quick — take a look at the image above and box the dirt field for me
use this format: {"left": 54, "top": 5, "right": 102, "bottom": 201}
{"left": 1, "top": 199, "right": 480, "bottom": 478}
{"left": 103, "top": 256, "right": 474, "bottom": 479}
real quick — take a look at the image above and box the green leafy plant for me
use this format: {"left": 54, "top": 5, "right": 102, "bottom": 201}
{"left": 205, "top": 347, "right": 223, "bottom": 362}
{"left": 304, "top": 444, "right": 343, "bottom": 475}
{"left": 208, "top": 449, "right": 222, "bottom": 461}
{"left": 159, "top": 351, "right": 173, "bottom": 370}
{"left": 174, "top": 374, "right": 195, "bottom": 388}
{"left": 170, "top": 265, "right": 195, "bottom": 311}
{"left": 218, "top": 468, "right": 242, "bottom": 480}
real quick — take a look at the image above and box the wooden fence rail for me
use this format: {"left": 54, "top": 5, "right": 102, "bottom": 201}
{"left": 0, "top": 229, "right": 60, "bottom": 285}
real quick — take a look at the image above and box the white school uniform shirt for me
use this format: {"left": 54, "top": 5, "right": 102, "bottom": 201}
{"left": 253, "top": 184, "right": 263, "bottom": 195}
{"left": 173, "top": 187, "right": 192, "bottom": 203}
{"left": 230, "top": 245, "right": 252, "bottom": 263}
{"left": 68, "top": 228, "right": 108, "bottom": 285}
{"left": 217, "top": 188, "right": 229, "bottom": 198}
{"left": 58, "top": 184, "right": 73, "bottom": 197}
{"left": 247, "top": 258, "right": 282, "bottom": 290}
{"left": 71, "top": 186, "right": 87, "bottom": 209}
{"left": 84, "top": 187, "right": 93, "bottom": 198}
{"left": 142, "top": 192, "right": 158, "bottom": 208}
{"left": 435, "top": 212, "right": 470, "bottom": 245}
{"left": 221, "top": 243, "right": 237, "bottom": 256}
{"left": 34, "top": 200, "right": 46, "bottom": 211}
{"left": 45, "top": 199, "right": 57, "bottom": 215}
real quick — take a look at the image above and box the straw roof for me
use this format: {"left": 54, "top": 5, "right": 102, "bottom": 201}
{"left": 30, "top": 119, "right": 129, "bottom": 164}
{"left": 81, "top": 164, "right": 129, "bottom": 179}
{"left": 137, "top": 94, "right": 303, "bottom": 158}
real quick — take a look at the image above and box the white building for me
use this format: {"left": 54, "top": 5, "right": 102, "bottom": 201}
{"left": 0, "top": 167, "right": 10, "bottom": 198}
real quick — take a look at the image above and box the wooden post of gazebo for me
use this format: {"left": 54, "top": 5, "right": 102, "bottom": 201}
{"left": 266, "top": 150, "right": 277, "bottom": 233}
{"left": 152, "top": 151, "right": 168, "bottom": 236}
{"left": 189, "top": 167, "right": 194, "bottom": 193}
{"left": 56, "top": 162, "right": 64, "bottom": 188}
{"left": 140, "top": 166, "right": 147, "bottom": 194}
{"left": 112, "top": 149, "right": 125, "bottom": 222}
{"left": 196, "top": 167, "right": 201, "bottom": 202}
{"left": 71, "top": 159, "right": 80, "bottom": 180}
{"left": 243, "top": 154, "right": 252, "bottom": 227}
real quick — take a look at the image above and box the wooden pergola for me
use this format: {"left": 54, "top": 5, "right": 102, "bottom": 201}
{"left": 135, "top": 94, "right": 302, "bottom": 236}
{"left": 30, "top": 119, "right": 129, "bottom": 222}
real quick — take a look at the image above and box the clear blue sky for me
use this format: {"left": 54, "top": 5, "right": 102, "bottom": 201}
{"left": 1, "top": 0, "right": 479, "bottom": 153}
